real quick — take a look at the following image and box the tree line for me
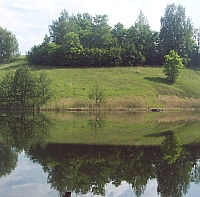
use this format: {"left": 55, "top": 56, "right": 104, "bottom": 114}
{"left": 26, "top": 4, "right": 200, "bottom": 68}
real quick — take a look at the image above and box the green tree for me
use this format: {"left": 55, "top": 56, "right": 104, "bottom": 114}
{"left": 0, "top": 66, "right": 52, "bottom": 109}
{"left": 163, "top": 50, "right": 184, "bottom": 83}
{"left": 61, "top": 32, "right": 84, "bottom": 67}
{"left": 0, "top": 71, "right": 14, "bottom": 106}
{"left": 119, "top": 11, "right": 157, "bottom": 66}
{"left": 0, "top": 27, "right": 19, "bottom": 63}
{"left": 159, "top": 4, "right": 195, "bottom": 65}
{"left": 35, "top": 72, "right": 52, "bottom": 106}
{"left": 71, "top": 13, "right": 93, "bottom": 48}
{"left": 88, "top": 83, "right": 106, "bottom": 107}
{"left": 48, "top": 10, "right": 78, "bottom": 45}
{"left": 12, "top": 66, "right": 35, "bottom": 108}
{"left": 161, "top": 131, "right": 183, "bottom": 164}
{"left": 111, "top": 22, "right": 126, "bottom": 49}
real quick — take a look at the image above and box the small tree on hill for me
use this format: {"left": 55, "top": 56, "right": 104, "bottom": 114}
{"left": 88, "top": 83, "right": 106, "bottom": 107}
{"left": 163, "top": 50, "right": 184, "bottom": 83}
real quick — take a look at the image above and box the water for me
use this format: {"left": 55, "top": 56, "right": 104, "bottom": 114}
{"left": 0, "top": 111, "right": 200, "bottom": 197}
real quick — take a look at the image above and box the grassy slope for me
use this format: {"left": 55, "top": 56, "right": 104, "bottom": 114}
{"left": 1, "top": 58, "right": 200, "bottom": 109}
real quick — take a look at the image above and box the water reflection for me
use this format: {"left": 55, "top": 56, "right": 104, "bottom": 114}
{"left": 0, "top": 143, "right": 17, "bottom": 178}
{"left": 0, "top": 111, "right": 51, "bottom": 151}
{"left": 0, "top": 112, "right": 200, "bottom": 196}
{"left": 26, "top": 142, "right": 200, "bottom": 197}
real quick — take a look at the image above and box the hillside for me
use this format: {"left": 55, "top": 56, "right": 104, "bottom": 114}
{"left": 1, "top": 58, "right": 200, "bottom": 109}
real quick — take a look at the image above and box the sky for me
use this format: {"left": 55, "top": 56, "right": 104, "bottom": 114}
{"left": 0, "top": 0, "right": 200, "bottom": 54}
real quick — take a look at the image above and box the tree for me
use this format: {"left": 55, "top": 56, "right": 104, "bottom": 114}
{"left": 112, "top": 23, "right": 126, "bottom": 47}
{"left": 163, "top": 50, "right": 184, "bottom": 83}
{"left": 88, "top": 83, "right": 106, "bottom": 107}
{"left": 35, "top": 72, "right": 52, "bottom": 106}
{"left": 159, "top": 4, "right": 195, "bottom": 65}
{"left": 0, "top": 66, "right": 52, "bottom": 109}
{"left": 161, "top": 131, "right": 183, "bottom": 164}
{"left": 61, "top": 32, "right": 84, "bottom": 67}
{"left": 0, "top": 71, "right": 14, "bottom": 106}
{"left": 0, "top": 27, "right": 19, "bottom": 63}
{"left": 48, "top": 10, "right": 78, "bottom": 45}
{"left": 12, "top": 66, "right": 35, "bottom": 108}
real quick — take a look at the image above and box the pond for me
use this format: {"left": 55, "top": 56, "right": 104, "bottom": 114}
{"left": 0, "top": 111, "right": 200, "bottom": 197}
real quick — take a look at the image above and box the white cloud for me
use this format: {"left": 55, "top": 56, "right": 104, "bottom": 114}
{"left": 12, "top": 0, "right": 59, "bottom": 11}
{"left": 0, "top": 152, "right": 57, "bottom": 197}
{"left": 0, "top": 0, "right": 200, "bottom": 54}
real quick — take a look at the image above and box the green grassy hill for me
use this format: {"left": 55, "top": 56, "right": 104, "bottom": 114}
{"left": 1, "top": 58, "right": 200, "bottom": 109}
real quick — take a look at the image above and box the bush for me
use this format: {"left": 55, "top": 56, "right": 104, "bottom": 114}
{"left": 163, "top": 50, "right": 184, "bottom": 83}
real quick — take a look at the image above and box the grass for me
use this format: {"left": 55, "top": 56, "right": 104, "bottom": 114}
{"left": 1, "top": 58, "right": 200, "bottom": 109}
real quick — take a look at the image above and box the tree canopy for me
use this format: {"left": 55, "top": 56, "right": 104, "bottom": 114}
{"left": 0, "top": 27, "right": 19, "bottom": 63}
{"left": 159, "top": 4, "right": 195, "bottom": 64}
{"left": 27, "top": 4, "right": 199, "bottom": 68}
{"left": 0, "top": 66, "right": 52, "bottom": 109}
{"left": 163, "top": 50, "right": 184, "bottom": 83}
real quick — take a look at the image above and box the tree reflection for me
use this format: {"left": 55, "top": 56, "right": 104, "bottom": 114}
{"left": 161, "top": 130, "right": 184, "bottom": 164}
{"left": 0, "top": 112, "right": 199, "bottom": 197}
{"left": 0, "top": 111, "right": 51, "bottom": 152}
{"left": 87, "top": 112, "right": 106, "bottom": 132}
{"left": 0, "top": 143, "right": 18, "bottom": 178}
{"left": 27, "top": 142, "right": 200, "bottom": 197}
{"left": 157, "top": 131, "right": 191, "bottom": 197}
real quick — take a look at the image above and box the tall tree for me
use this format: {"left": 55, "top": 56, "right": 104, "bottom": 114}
{"left": 71, "top": 13, "right": 93, "bottom": 48}
{"left": 159, "top": 4, "right": 195, "bottom": 65}
{"left": 111, "top": 22, "right": 126, "bottom": 49}
{"left": 12, "top": 66, "right": 35, "bottom": 108}
{"left": 91, "top": 14, "right": 115, "bottom": 49}
{"left": 0, "top": 71, "right": 14, "bottom": 106}
{"left": 48, "top": 10, "right": 78, "bottom": 45}
{"left": 0, "top": 27, "right": 19, "bottom": 63}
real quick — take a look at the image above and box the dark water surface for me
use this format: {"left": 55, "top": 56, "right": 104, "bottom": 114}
{"left": 0, "top": 111, "right": 200, "bottom": 197}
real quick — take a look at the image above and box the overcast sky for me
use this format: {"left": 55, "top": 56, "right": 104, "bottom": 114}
{"left": 0, "top": 0, "right": 200, "bottom": 54}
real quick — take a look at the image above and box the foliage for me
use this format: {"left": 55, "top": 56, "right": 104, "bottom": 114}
{"left": 159, "top": 4, "right": 195, "bottom": 65}
{"left": 12, "top": 66, "right": 35, "bottom": 107}
{"left": 0, "top": 71, "right": 14, "bottom": 105}
{"left": 26, "top": 10, "right": 158, "bottom": 67}
{"left": 0, "top": 27, "right": 19, "bottom": 63}
{"left": 35, "top": 72, "right": 52, "bottom": 106}
{"left": 88, "top": 83, "right": 106, "bottom": 106}
{"left": 163, "top": 50, "right": 184, "bottom": 83}
{"left": 25, "top": 4, "right": 200, "bottom": 68}
{"left": 0, "top": 65, "right": 52, "bottom": 109}
{"left": 0, "top": 112, "right": 51, "bottom": 152}
{"left": 161, "top": 131, "right": 183, "bottom": 164}
{"left": 26, "top": 142, "right": 198, "bottom": 197}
